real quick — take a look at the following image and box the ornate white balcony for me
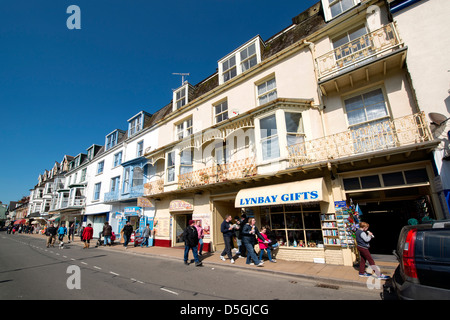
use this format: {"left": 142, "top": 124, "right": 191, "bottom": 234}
{"left": 316, "top": 23, "right": 402, "bottom": 81}
{"left": 287, "top": 112, "right": 433, "bottom": 168}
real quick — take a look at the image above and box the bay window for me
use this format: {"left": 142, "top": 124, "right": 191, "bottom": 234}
{"left": 260, "top": 114, "right": 280, "bottom": 161}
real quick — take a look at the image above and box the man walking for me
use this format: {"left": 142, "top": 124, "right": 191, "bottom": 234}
{"left": 220, "top": 215, "right": 236, "bottom": 264}
{"left": 46, "top": 223, "right": 57, "bottom": 248}
{"left": 103, "top": 221, "right": 113, "bottom": 246}
{"left": 141, "top": 224, "right": 151, "bottom": 247}
{"left": 183, "top": 220, "right": 202, "bottom": 266}
{"left": 121, "top": 221, "right": 133, "bottom": 249}
{"left": 57, "top": 223, "right": 67, "bottom": 249}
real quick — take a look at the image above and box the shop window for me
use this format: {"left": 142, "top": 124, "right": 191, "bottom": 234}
{"left": 360, "top": 175, "right": 381, "bottom": 189}
{"left": 343, "top": 177, "right": 360, "bottom": 190}
{"left": 261, "top": 203, "right": 322, "bottom": 248}
{"left": 382, "top": 172, "right": 405, "bottom": 187}
{"left": 404, "top": 169, "right": 428, "bottom": 184}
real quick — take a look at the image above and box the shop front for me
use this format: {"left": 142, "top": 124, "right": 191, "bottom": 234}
{"left": 233, "top": 178, "right": 353, "bottom": 265}
{"left": 340, "top": 162, "right": 440, "bottom": 256}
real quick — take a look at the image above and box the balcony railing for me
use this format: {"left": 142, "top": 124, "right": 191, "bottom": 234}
{"left": 178, "top": 157, "right": 257, "bottom": 189}
{"left": 68, "top": 196, "right": 85, "bottom": 207}
{"left": 316, "top": 23, "right": 402, "bottom": 79}
{"left": 144, "top": 179, "right": 164, "bottom": 196}
{"left": 287, "top": 112, "right": 432, "bottom": 168}
{"left": 104, "top": 190, "right": 120, "bottom": 202}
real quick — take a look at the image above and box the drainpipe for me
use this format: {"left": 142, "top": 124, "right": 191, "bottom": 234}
{"left": 303, "top": 39, "right": 328, "bottom": 137}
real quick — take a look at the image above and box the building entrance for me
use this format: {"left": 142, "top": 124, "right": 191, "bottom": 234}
{"left": 358, "top": 196, "right": 434, "bottom": 255}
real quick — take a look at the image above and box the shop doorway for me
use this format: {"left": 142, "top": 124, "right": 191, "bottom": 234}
{"left": 213, "top": 199, "right": 240, "bottom": 252}
{"left": 173, "top": 213, "right": 192, "bottom": 247}
{"left": 358, "top": 196, "right": 434, "bottom": 255}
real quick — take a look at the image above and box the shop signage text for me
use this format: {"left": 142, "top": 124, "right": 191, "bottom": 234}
{"left": 169, "top": 199, "right": 194, "bottom": 212}
{"left": 239, "top": 191, "right": 319, "bottom": 206}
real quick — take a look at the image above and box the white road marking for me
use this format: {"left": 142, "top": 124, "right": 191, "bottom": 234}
{"left": 110, "top": 271, "right": 119, "bottom": 276}
{"left": 160, "top": 287, "right": 179, "bottom": 295}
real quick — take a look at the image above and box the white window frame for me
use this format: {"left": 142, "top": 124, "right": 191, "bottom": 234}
{"left": 322, "top": 0, "right": 361, "bottom": 22}
{"left": 214, "top": 100, "right": 229, "bottom": 124}
{"left": 129, "top": 115, "right": 142, "bottom": 137}
{"left": 257, "top": 77, "right": 277, "bottom": 106}
{"left": 218, "top": 36, "right": 263, "bottom": 85}
{"left": 175, "top": 117, "right": 193, "bottom": 141}
{"left": 166, "top": 151, "right": 176, "bottom": 183}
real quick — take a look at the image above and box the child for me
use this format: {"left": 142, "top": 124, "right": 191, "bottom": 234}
{"left": 258, "top": 227, "right": 276, "bottom": 263}
{"left": 356, "top": 222, "right": 389, "bottom": 279}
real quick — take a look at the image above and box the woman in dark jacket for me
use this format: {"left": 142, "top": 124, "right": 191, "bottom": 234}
{"left": 183, "top": 220, "right": 202, "bottom": 266}
{"left": 241, "top": 218, "right": 265, "bottom": 267}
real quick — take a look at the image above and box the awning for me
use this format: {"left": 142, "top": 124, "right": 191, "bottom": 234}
{"left": 235, "top": 178, "right": 329, "bottom": 208}
{"left": 14, "top": 219, "right": 26, "bottom": 225}
{"left": 48, "top": 214, "right": 61, "bottom": 222}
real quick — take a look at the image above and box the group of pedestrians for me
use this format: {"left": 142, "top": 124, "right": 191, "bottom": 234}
{"left": 182, "top": 213, "right": 279, "bottom": 268}
{"left": 220, "top": 214, "right": 277, "bottom": 267}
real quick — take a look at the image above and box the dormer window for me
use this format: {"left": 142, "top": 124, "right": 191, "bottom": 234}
{"left": 173, "top": 83, "right": 193, "bottom": 111}
{"left": 129, "top": 115, "right": 142, "bottom": 136}
{"left": 322, "top": 0, "right": 360, "bottom": 21}
{"left": 218, "top": 36, "right": 264, "bottom": 85}
{"left": 105, "top": 130, "right": 124, "bottom": 151}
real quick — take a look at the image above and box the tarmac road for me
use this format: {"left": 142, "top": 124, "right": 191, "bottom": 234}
{"left": 0, "top": 233, "right": 381, "bottom": 302}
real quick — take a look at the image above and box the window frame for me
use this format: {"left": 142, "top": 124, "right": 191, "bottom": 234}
{"left": 93, "top": 182, "right": 101, "bottom": 201}
{"left": 257, "top": 77, "right": 277, "bottom": 106}
{"left": 97, "top": 161, "right": 104, "bottom": 175}
{"left": 136, "top": 140, "right": 144, "bottom": 157}
{"left": 259, "top": 113, "right": 280, "bottom": 161}
{"left": 260, "top": 203, "right": 323, "bottom": 248}
{"left": 214, "top": 100, "right": 229, "bottom": 124}
{"left": 175, "top": 117, "right": 193, "bottom": 141}
{"left": 218, "top": 36, "right": 263, "bottom": 85}
{"left": 166, "top": 151, "right": 176, "bottom": 183}
{"left": 113, "top": 151, "right": 123, "bottom": 168}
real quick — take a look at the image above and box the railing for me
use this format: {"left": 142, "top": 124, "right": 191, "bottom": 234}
{"left": 144, "top": 179, "right": 164, "bottom": 196}
{"left": 104, "top": 190, "right": 120, "bottom": 202}
{"left": 178, "top": 157, "right": 257, "bottom": 189}
{"left": 287, "top": 112, "right": 432, "bottom": 167}
{"left": 69, "top": 196, "right": 85, "bottom": 207}
{"left": 316, "top": 23, "right": 401, "bottom": 79}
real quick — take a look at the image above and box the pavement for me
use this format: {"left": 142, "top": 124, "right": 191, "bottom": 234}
{"left": 20, "top": 233, "right": 396, "bottom": 291}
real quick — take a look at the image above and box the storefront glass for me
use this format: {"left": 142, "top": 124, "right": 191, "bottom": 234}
{"left": 260, "top": 203, "right": 322, "bottom": 248}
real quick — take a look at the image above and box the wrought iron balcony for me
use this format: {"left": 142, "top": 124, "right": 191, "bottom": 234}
{"left": 178, "top": 157, "right": 257, "bottom": 189}
{"left": 316, "top": 23, "right": 402, "bottom": 80}
{"left": 287, "top": 112, "right": 432, "bottom": 168}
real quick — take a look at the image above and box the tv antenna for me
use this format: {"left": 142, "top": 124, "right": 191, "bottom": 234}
{"left": 172, "top": 73, "right": 190, "bottom": 85}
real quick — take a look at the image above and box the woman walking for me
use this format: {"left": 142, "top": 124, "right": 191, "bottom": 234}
{"left": 82, "top": 223, "right": 94, "bottom": 249}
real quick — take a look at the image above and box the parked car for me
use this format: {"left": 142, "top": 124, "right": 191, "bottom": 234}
{"left": 384, "top": 220, "right": 450, "bottom": 300}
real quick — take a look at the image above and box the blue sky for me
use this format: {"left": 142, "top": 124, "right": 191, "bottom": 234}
{"left": 0, "top": 0, "right": 318, "bottom": 205}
